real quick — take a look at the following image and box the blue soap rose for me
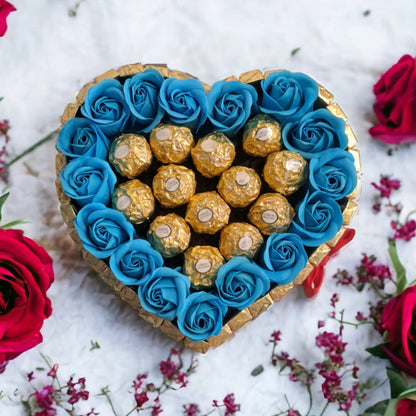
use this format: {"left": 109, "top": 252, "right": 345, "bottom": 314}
{"left": 282, "top": 109, "right": 348, "bottom": 159}
{"left": 177, "top": 292, "right": 227, "bottom": 342}
{"left": 259, "top": 71, "right": 318, "bottom": 123}
{"left": 57, "top": 117, "right": 110, "bottom": 160}
{"left": 75, "top": 203, "right": 135, "bottom": 258}
{"left": 59, "top": 156, "right": 116, "bottom": 207}
{"left": 215, "top": 257, "right": 270, "bottom": 310}
{"left": 81, "top": 79, "right": 130, "bottom": 136}
{"left": 159, "top": 78, "right": 208, "bottom": 130}
{"left": 260, "top": 233, "right": 308, "bottom": 285}
{"left": 309, "top": 148, "right": 357, "bottom": 200}
{"left": 138, "top": 267, "right": 190, "bottom": 321}
{"left": 109, "top": 239, "right": 163, "bottom": 286}
{"left": 123, "top": 69, "right": 165, "bottom": 133}
{"left": 290, "top": 191, "right": 343, "bottom": 247}
{"left": 207, "top": 80, "right": 258, "bottom": 136}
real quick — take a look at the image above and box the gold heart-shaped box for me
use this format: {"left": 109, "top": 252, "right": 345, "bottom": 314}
{"left": 55, "top": 63, "right": 360, "bottom": 353}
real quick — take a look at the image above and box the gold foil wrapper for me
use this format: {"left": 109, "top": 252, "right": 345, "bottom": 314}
{"left": 243, "top": 114, "right": 282, "bottom": 157}
{"left": 248, "top": 193, "right": 295, "bottom": 235}
{"left": 183, "top": 246, "right": 225, "bottom": 289}
{"left": 191, "top": 132, "right": 236, "bottom": 178}
{"left": 264, "top": 151, "right": 308, "bottom": 195}
{"left": 152, "top": 164, "right": 196, "bottom": 208}
{"left": 219, "top": 222, "right": 264, "bottom": 260}
{"left": 149, "top": 124, "right": 194, "bottom": 164}
{"left": 185, "top": 192, "right": 231, "bottom": 234}
{"left": 217, "top": 166, "right": 262, "bottom": 208}
{"left": 112, "top": 179, "right": 155, "bottom": 224}
{"left": 108, "top": 134, "right": 152, "bottom": 178}
{"left": 147, "top": 213, "right": 191, "bottom": 258}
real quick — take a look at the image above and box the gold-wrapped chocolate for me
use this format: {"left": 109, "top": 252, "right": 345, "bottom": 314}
{"left": 183, "top": 246, "right": 225, "bottom": 289}
{"left": 149, "top": 124, "right": 194, "bottom": 164}
{"left": 191, "top": 132, "right": 235, "bottom": 178}
{"left": 247, "top": 193, "right": 294, "bottom": 235}
{"left": 219, "top": 222, "right": 264, "bottom": 260}
{"left": 185, "top": 192, "right": 230, "bottom": 234}
{"left": 147, "top": 213, "right": 191, "bottom": 258}
{"left": 217, "top": 166, "right": 262, "bottom": 208}
{"left": 152, "top": 164, "right": 196, "bottom": 208}
{"left": 264, "top": 151, "right": 308, "bottom": 195}
{"left": 112, "top": 179, "right": 155, "bottom": 224}
{"left": 242, "top": 114, "right": 282, "bottom": 157}
{"left": 108, "top": 133, "right": 152, "bottom": 178}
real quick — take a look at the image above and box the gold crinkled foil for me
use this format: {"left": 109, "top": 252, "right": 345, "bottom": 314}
{"left": 248, "top": 193, "right": 295, "bottom": 235}
{"left": 109, "top": 134, "right": 152, "bottom": 178}
{"left": 152, "top": 164, "right": 196, "bottom": 208}
{"left": 149, "top": 124, "right": 194, "bottom": 164}
{"left": 112, "top": 179, "right": 155, "bottom": 224}
{"left": 217, "top": 166, "right": 261, "bottom": 208}
{"left": 242, "top": 114, "right": 282, "bottom": 157}
{"left": 185, "top": 192, "right": 230, "bottom": 234}
{"left": 263, "top": 150, "right": 308, "bottom": 195}
{"left": 147, "top": 213, "right": 191, "bottom": 258}
{"left": 219, "top": 222, "right": 264, "bottom": 260}
{"left": 191, "top": 132, "right": 236, "bottom": 178}
{"left": 183, "top": 246, "right": 225, "bottom": 289}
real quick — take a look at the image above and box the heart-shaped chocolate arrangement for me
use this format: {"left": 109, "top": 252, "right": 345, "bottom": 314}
{"left": 56, "top": 63, "right": 360, "bottom": 352}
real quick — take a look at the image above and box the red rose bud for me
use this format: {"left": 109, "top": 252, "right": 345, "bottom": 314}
{"left": 369, "top": 55, "right": 416, "bottom": 144}
{"left": 381, "top": 285, "right": 416, "bottom": 377}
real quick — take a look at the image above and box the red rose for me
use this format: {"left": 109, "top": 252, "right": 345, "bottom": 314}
{"left": 381, "top": 284, "right": 416, "bottom": 377}
{"left": 0, "top": 0, "right": 16, "bottom": 37}
{"left": 369, "top": 55, "right": 416, "bottom": 144}
{"left": 396, "top": 398, "right": 416, "bottom": 416}
{"left": 0, "top": 229, "right": 54, "bottom": 367}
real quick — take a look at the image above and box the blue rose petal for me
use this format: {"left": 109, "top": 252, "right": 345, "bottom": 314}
{"left": 109, "top": 239, "right": 163, "bottom": 286}
{"left": 215, "top": 257, "right": 270, "bottom": 309}
{"left": 282, "top": 109, "right": 348, "bottom": 159}
{"left": 207, "top": 80, "right": 258, "bottom": 136}
{"left": 75, "top": 203, "right": 135, "bottom": 258}
{"left": 177, "top": 292, "right": 227, "bottom": 342}
{"left": 260, "top": 233, "right": 308, "bottom": 284}
{"left": 57, "top": 117, "right": 110, "bottom": 159}
{"left": 59, "top": 156, "right": 116, "bottom": 207}
{"left": 123, "top": 69, "right": 165, "bottom": 133}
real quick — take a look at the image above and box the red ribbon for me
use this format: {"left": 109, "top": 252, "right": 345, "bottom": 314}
{"left": 302, "top": 228, "right": 356, "bottom": 298}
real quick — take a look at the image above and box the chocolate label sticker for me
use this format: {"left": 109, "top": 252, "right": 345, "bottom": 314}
{"left": 156, "top": 127, "right": 171, "bottom": 141}
{"left": 238, "top": 236, "right": 253, "bottom": 251}
{"left": 262, "top": 209, "right": 278, "bottom": 224}
{"left": 286, "top": 159, "right": 303, "bottom": 172}
{"left": 114, "top": 145, "right": 130, "bottom": 159}
{"left": 201, "top": 139, "right": 217, "bottom": 153}
{"left": 195, "top": 260, "right": 212, "bottom": 273}
{"left": 165, "top": 177, "right": 180, "bottom": 192}
{"left": 116, "top": 195, "right": 131, "bottom": 210}
{"left": 198, "top": 208, "right": 213, "bottom": 223}
{"left": 236, "top": 171, "right": 250, "bottom": 186}
{"left": 155, "top": 224, "right": 171, "bottom": 238}
{"left": 256, "top": 127, "right": 272, "bottom": 141}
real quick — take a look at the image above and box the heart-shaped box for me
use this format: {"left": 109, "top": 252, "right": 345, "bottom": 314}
{"left": 56, "top": 63, "right": 360, "bottom": 353}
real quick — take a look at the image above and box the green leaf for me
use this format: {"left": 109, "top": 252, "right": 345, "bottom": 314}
{"left": 387, "top": 367, "right": 408, "bottom": 398}
{"left": 388, "top": 240, "right": 407, "bottom": 294}
{"left": 366, "top": 344, "right": 389, "bottom": 359}
{"left": 251, "top": 365, "right": 264, "bottom": 376}
{"left": 0, "top": 192, "right": 10, "bottom": 222}
{"left": 364, "top": 400, "right": 389, "bottom": 414}
{"left": 363, "top": 10, "right": 371, "bottom": 17}
{"left": 0, "top": 220, "right": 30, "bottom": 230}
{"left": 398, "top": 385, "right": 416, "bottom": 398}
{"left": 291, "top": 47, "right": 301, "bottom": 56}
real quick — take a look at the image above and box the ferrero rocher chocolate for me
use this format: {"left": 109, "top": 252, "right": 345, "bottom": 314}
{"left": 185, "top": 192, "right": 231, "bottom": 234}
{"left": 147, "top": 213, "right": 191, "bottom": 258}
{"left": 217, "top": 166, "right": 262, "bottom": 208}
{"left": 183, "top": 246, "right": 225, "bottom": 289}
{"left": 108, "top": 133, "right": 152, "bottom": 178}
{"left": 191, "top": 132, "right": 235, "bottom": 178}
{"left": 219, "top": 222, "right": 264, "bottom": 260}
{"left": 247, "top": 193, "right": 295, "bottom": 235}
{"left": 264, "top": 151, "right": 308, "bottom": 195}
{"left": 152, "top": 164, "right": 196, "bottom": 208}
{"left": 242, "top": 114, "right": 282, "bottom": 157}
{"left": 149, "top": 124, "right": 194, "bottom": 164}
{"left": 112, "top": 179, "right": 155, "bottom": 224}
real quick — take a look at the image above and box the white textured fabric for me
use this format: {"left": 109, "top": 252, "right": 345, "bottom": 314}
{"left": 1, "top": 1, "right": 416, "bottom": 414}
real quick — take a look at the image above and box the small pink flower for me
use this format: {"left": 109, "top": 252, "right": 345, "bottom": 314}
{"left": 392, "top": 219, "right": 416, "bottom": 241}
{"left": 159, "top": 359, "right": 179, "bottom": 378}
{"left": 134, "top": 391, "right": 149, "bottom": 408}
{"left": 318, "top": 320, "right": 325, "bottom": 329}
{"left": 371, "top": 176, "right": 401, "bottom": 198}
{"left": 270, "top": 330, "right": 282, "bottom": 343}
{"left": 47, "top": 364, "right": 58, "bottom": 378}
{"left": 27, "top": 371, "right": 35, "bottom": 381}
{"left": 183, "top": 403, "right": 199, "bottom": 416}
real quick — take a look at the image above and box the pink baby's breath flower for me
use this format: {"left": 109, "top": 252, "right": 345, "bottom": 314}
{"left": 270, "top": 330, "right": 282, "bottom": 343}
{"left": 392, "top": 219, "right": 416, "bottom": 241}
{"left": 134, "top": 391, "right": 149, "bottom": 408}
{"left": 183, "top": 403, "right": 199, "bottom": 416}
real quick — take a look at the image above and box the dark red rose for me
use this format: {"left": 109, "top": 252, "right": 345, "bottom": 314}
{"left": 0, "top": 229, "right": 54, "bottom": 366}
{"left": 369, "top": 55, "right": 416, "bottom": 144}
{"left": 0, "top": 0, "right": 16, "bottom": 37}
{"left": 381, "top": 285, "right": 416, "bottom": 377}
{"left": 396, "top": 398, "right": 416, "bottom": 416}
